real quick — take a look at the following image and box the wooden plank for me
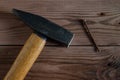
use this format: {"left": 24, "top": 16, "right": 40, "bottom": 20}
{"left": 0, "top": 46, "right": 120, "bottom": 80}
{"left": 0, "top": 0, "right": 120, "bottom": 45}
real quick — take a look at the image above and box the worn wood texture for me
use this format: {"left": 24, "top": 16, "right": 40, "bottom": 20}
{"left": 0, "top": 0, "right": 120, "bottom": 80}
{"left": 0, "top": 0, "right": 120, "bottom": 45}
{"left": 0, "top": 46, "right": 120, "bottom": 80}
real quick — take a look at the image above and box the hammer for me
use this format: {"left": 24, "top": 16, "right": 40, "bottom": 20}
{"left": 4, "top": 9, "right": 74, "bottom": 80}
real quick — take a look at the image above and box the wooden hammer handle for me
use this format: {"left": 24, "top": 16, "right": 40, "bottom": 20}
{"left": 4, "top": 33, "right": 46, "bottom": 80}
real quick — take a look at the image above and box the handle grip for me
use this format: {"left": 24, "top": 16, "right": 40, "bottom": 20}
{"left": 4, "top": 33, "right": 46, "bottom": 80}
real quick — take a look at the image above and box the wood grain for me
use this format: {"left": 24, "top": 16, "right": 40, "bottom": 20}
{"left": 0, "top": 0, "right": 120, "bottom": 45}
{"left": 0, "top": 46, "right": 120, "bottom": 80}
{"left": 0, "top": 0, "right": 120, "bottom": 80}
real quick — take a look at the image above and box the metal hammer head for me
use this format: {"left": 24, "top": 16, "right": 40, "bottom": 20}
{"left": 12, "top": 9, "right": 74, "bottom": 47}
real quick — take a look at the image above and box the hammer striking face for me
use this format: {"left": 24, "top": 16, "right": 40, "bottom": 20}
{"left": 4, "top": 9, "right": 74, "bottom": 80}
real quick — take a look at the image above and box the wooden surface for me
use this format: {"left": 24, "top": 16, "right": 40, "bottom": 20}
{"left": 0, "top": 0, "right": 120, "bottom": 80}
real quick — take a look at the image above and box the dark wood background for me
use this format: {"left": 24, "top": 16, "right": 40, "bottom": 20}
{"left": 0, "top": 0, "right": 120, "bottom": 80}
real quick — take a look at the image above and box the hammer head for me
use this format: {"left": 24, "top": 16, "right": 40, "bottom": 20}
{"left": 12, "top": 9, "right": 74, "bottom": 47}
